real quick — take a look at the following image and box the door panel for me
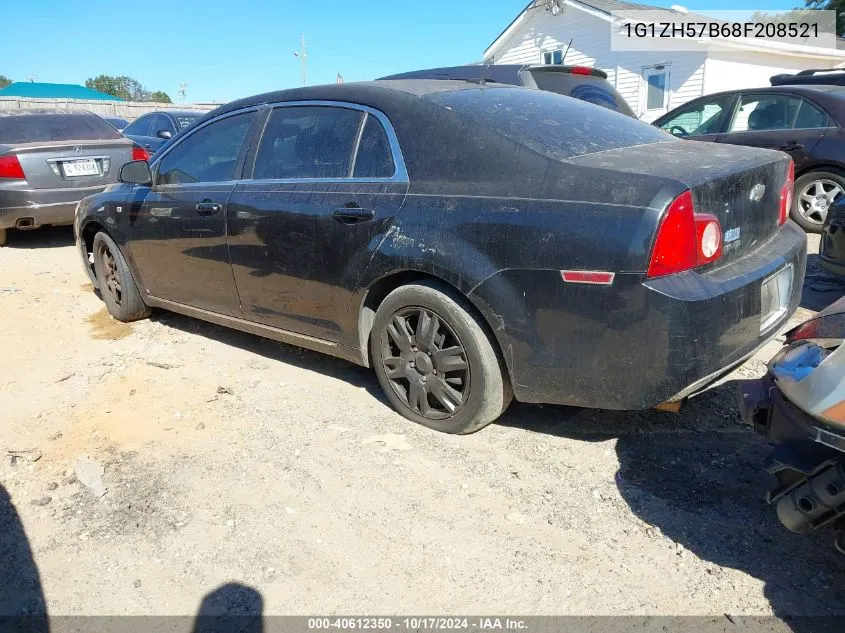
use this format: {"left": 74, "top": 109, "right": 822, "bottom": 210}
{"left": 126, "top": 109, "right": 258, "bottom": 316}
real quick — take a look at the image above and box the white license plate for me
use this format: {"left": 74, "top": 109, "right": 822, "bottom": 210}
{"left": 62, "top": 159, "right": 99, "bottom": 177}
{"left": 760, "top": 264, "right": 793, "bottom": 333}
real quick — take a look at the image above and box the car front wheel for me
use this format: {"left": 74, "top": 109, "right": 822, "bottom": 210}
{"left": 92, "top": 231, "right": 151, "bottom": 322}
{"left": 792, "top": 170, "right": 845, "bottom": 233}
{"left": 371, "top": 282, "right": 512, "bottom": 434}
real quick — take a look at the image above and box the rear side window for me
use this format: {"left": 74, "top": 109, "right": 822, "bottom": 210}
{"left": 428, "top": 87, "right": 671, "bottom": 160}
{"left": 794, "top": 99, "right": 829, "bottom": 129}
{"left": 157, "top": 111, "right": 255, "bottom": 184}
{"left": 175, "top": 115, "right": 200, "bottom": 131}
{"left": 0, "top": 113, "right": 122, "bottom": 144}
{"left": 353, "top": 115, "right": 395, "bottom": 178}
{"left": 253, "top": 106, "right": 363, "bottom": 179}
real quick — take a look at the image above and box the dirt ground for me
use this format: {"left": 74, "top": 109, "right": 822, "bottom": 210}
{"left": 2, "top": 227, "right": 845, "bottom": 620}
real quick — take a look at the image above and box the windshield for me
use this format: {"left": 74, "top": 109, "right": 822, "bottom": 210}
{"left": 428, "top": 87, "right": 672, "bottom": 161}
{"left": 175, "top": 115, "right": 201, "bottom": 130}
{"left": 0, "top": 113, "right": 123, "bottom": 144}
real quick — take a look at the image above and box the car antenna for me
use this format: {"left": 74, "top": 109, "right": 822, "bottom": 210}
{"left": 561, "top": 38, "right": 573, "bottom": 64}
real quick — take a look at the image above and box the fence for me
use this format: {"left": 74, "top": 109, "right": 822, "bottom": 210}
{"left": 0, "top": 96, "right": 221, "bottom": 121}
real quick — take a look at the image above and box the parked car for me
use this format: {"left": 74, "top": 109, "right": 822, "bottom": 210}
{"left": 100, "top": 114, "right": 129, "bottom": 132}
{"left": 653, "top": 85, "right": 845, "bottom": 233}
{"left": 378, "top": 64, "right": 635, "bottom": 117}
{"left": 122, "top": 110, "right": 204, "bottom": 154}
{"left": 0, "top": 109, "right": 147, "bottom": 246}
{"left": 771, "top": 68, "right": 845, "bottom": 87}
{"left": 820, "top": 198, "right": 845, "bottom": 276}
{"left": 74, "top": 80, "right": 805, "bottom": 433}
{"left": 739, "top": 295, "right": 845, "bottom": 553}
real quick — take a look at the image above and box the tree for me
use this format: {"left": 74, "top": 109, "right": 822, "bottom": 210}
{"left": 800, "top": 1, "right": 845, "bottom": 36}
{"left": 85, "top": 75, "right": 172, "bottom": 102}
{"left": 0, "top": 75, "right": 11, "bottom": 89}
{"left": 148, "top": 90, "right": 172, "bottom": 103}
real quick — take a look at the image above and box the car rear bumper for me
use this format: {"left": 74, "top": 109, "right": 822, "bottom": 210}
{"left": 469, "top": 221, "right": 807, "bottom": 410}
{"left": 0, "top": 184, "right": 110, "bottom": 230}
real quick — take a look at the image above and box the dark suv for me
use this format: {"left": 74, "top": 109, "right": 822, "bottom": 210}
{"left": 771, "top": 69, "right": 845, "bottom": 87}
{"left": 378, "top": 64, "right": 635, "bottom": 117}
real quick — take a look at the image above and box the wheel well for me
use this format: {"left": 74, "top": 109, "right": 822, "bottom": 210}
{"left": 358, "top": 271, "right": 511, "bottom": 386}
{"left": 81, "top": 221, "right": 105, "bottom": 275}
{"left": 796, "top": 164, "right": 845, "bottom": 179}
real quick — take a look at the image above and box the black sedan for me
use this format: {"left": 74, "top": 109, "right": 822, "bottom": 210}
{"left": 74, "top": 80, "right": 806, "bottom": 433}
{"left": 121, "top": 110, "right": 204, "bottom": 154}
{"left": 654, "top": 85, "right": 845, "bottom": 233}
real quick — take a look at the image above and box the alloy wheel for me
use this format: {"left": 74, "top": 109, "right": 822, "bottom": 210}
{"left": 380, "top": 307, "right": 470, "bottom": 420}
{"left": 99, "top": 245, "right": 122, "bottom": 306}
{"left": 797, "top": 178, "right": 844, "bottom": 226}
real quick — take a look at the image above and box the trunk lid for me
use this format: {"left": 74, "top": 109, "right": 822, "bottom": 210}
{"left": 4, "top": 138, "right": 134, "bottom": 189}
{"left": 568, "top": 140, "right": 791, "bottom": 266}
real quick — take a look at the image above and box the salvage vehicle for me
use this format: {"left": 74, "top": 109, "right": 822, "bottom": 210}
{"left": 0, "top": 109, "right": 148, "bottom": 246}
{"left": 653, "top": 85, "right": 845, "bottom": 233}
{"left": 378, "top": 64, "right": 635, "bottom": 117}
{"left": 739, "top": 296, "right": 845, "bottom": 553}
{"left": 75, "top": 80, "right": 805, "bottom": 433}
{"left": 820, "top": 198, "right": 845, "bottom": 277}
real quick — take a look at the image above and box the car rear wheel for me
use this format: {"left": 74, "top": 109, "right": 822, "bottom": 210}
{"left": 371, "top": 282, "right": 512, "bottom": 434}
{"left": 92, "top": 231, "right": 150, "bottom": 322}
{"left": 792, "top": 170, "right": 845, "bottom": 233}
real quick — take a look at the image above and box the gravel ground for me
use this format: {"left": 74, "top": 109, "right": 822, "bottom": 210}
{"left": 1, "top": 227, "right": 845, "bottom": 621}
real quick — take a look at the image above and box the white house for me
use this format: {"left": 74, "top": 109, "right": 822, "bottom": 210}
{"left": 484, "top": 0, "right": 845, "bottom": 121}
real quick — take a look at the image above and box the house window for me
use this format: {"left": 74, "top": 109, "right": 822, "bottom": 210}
{"left": 543, "top": 49, "right": 564, "bottom": 65}
{"left": 642, "top": 65, "right": 669, "bottom": 112}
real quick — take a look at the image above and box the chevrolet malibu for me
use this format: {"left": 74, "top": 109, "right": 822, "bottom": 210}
{"left": 74, "top": 80, "right": 806, "bottom": 433}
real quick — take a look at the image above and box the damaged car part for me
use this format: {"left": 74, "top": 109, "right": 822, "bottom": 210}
{"left": 740, "top": 295, "right": 845, "bottom": 551}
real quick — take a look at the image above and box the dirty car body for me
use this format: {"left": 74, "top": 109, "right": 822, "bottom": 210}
{"left": 75, "top": 80, "right": 805, "bottom": 430}
{"left": 740, "top": 296, "right": 845, "bottom": 552}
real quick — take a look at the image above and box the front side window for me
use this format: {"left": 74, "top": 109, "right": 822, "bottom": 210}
{"left": 123, "top": 114, "right": 153, "bottom": 137}
{"left": 729, "top": 94, "right": 803, "bottom": 132}
{"left": 157, "top": 111, "right": 255, "bottom": 185}
{"left": 658, "top": 94, "right": 733, "bottom": 136}
{"left": 353, "top": 115, "right": 395, "bottom": 178}
{"left": 253, "top": 106, "right": 363, "bottom": 180}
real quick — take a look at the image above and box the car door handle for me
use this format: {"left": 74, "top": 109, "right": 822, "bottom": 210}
{"left": 195, "top": 201, "right": 223, "bottom": 216}
{"left": 333, "top": 206, "right": 375, "bottom": 224}
{"left": 779, "top": 142, "right": 804, "bottom": 151}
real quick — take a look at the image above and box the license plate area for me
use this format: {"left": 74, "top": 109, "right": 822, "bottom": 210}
{"left": 760, "top": 264, "right": 793, "bottom": 333}
{"left": 62, "top": 159, "right": 99, "bottom": 177}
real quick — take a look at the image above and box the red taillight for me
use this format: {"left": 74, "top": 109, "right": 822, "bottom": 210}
{"left": 647, "top": 190, "right": 723, "bottom": 278}
{"left": 570, "top": 66, "right": 592, "bottom": 75}
{"left": 0, "top": 155, "right": 25, "bottom": 179}
{"left": 779, "top": 160, "right": 795, "bottom": 226}
{"left": 132, "top": 146, "right": 150, "bottom": 162}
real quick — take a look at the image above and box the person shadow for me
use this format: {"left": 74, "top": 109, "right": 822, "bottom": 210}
{"left": 192, "top": 582, "right": 263, "bottom": 633}
{"left": 0, "top": 484, "right": 49, "bottom": 632}
{"left": 499, "top": 384, "right": 845, "bottom": 630}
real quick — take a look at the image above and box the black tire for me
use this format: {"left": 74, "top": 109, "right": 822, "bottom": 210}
{"left": 791, "top": 170, "right": 845, "bottom": 233}
{"left": 91, "top": 231, "right": 150, "bottom": 322}
{"left": 371, "top": 282, "right": 512, "bottom": 434}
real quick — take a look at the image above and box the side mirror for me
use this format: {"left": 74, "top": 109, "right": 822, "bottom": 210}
{"left": 119, "top": 160, "right": 152, "bottom": 186}
{"left": 156, "top": 129, "right": 173, "bottom": 140}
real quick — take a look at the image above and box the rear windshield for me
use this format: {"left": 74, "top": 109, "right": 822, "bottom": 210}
{"left": 175, "top": 115, "right": 200, "bottom": 130}
{"left": 0, "top": 113, "right": 123, "bottom": 144}
{"left": 527, "top": 71, "right": 636, "bottom": 117}
{"left": 428, "top": 87, "right": 672, "bottom": 161}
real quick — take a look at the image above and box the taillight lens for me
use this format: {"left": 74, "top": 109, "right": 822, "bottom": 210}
{"left": 132, "top": 146, "right": 151, "bottom": 162}
{"left": 0, "top": 155, "right": 25, "bottom": 179}
{"left": 647, "top": 190, "right": 723, "bottom": 278}
{"left": 779, "top": 160, "right": 795, "bottom": 226}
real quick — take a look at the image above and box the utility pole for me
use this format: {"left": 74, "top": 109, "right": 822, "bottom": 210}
{"left": 293, "top": 34, "right": 308, "bottom": 87}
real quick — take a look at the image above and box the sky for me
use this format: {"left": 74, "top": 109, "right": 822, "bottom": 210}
{"left": 1, "top": 0, "right": 801, "bottom": 104}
